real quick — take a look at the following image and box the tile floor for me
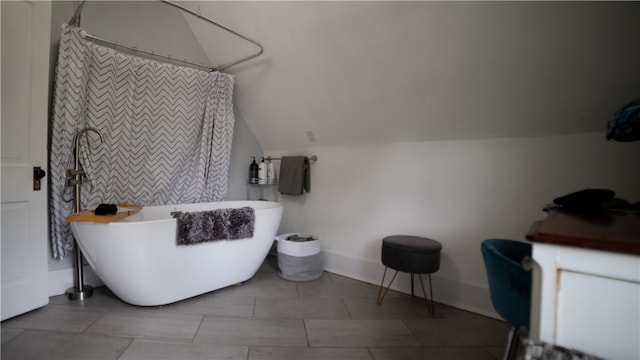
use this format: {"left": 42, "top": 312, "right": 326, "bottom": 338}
{"left": 1, "top": 257, "right": 509, "bottom": 359}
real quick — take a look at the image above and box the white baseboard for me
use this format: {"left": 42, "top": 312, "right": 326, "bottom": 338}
{"left": 322, "top": 249, "right": 501, "bottom": 319}
{"left": 48, "top": 265, "right": 104, "bottom": 297}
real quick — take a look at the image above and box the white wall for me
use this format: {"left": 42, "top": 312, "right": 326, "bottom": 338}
{"left": 268, "top": 133, "right": 640, "bottom": 316}
{"left": 46, "top": 2, "right": 262, "bottom": 289}
{"left": 226, "top": 109, "right": 263, "bottom": 201}
{"left": 184, "top": 1, "right": 640, "bottom": 151}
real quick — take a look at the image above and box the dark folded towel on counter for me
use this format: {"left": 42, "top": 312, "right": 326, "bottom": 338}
{"left": 95, "top": 204, "right": 118, "bottom": 215}
{"left": 278, "top": 156, "right": 310, "bottom": 195}
{"left": 171, "top": 207, "right": 255, "bottom": 246}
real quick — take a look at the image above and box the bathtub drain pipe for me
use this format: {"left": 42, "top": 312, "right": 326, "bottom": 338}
{"left": 65, "top": 127, "right": 104, "bottom": 301}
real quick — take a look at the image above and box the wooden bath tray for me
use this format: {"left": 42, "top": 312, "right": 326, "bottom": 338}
{"left": 67, "top": 204, "right": 143, "bottom": 224}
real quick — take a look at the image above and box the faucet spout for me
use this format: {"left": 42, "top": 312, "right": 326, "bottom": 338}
{"left": 72, "top": 127, "right": 105, "bottom": 211}
{"left": 74, "top": 127, "right": 104, "bottom": 152}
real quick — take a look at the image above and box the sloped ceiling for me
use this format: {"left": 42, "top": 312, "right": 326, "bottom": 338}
{"left": 181, "top": 1, "right": 640, "bottom": 151}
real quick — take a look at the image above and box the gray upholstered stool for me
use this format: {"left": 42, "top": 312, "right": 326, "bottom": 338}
{"left": 376, "top": 235, "right": 442, "bottom": 318}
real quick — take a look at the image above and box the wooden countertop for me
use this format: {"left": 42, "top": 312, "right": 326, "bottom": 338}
{"left": 67, "top": 204, "right": 142, "bottom": 224}
{"left": 526, "top": 207, "right": 640, "bottom": 255}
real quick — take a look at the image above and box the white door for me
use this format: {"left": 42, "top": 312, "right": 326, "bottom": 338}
{"left": 1, "top": 0, "right": 51, "bottom": 320}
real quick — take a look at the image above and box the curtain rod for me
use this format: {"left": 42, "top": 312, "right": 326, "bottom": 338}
{"left": 68, "top": 0, "right": 264, "bottom": 72}
{"left": 81, "top": 33, "right": 214, "bottom": 71}
{"left": 161, "top": 0, "right": 263, "bottom": 71}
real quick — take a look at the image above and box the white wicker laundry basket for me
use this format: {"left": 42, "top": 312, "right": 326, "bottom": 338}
{"left": 276, "top": 233, "right": 323, "bottom": 281}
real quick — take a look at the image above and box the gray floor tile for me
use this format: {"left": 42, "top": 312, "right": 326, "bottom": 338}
{"left": 1, "top": 258, "right": 510, "bottom": 359}
{"left": 162, "top": 292, "right": 256, "bottom": 317}
{"left": 328, "top": 273, "right": 401, "bottom": 297}
{"left": 0, "top": 328, "right": 23, "bottom": 344}
{"left": 297, "top": 278, "right": 381, "bottom": 299}
{"left": 369, "top": 346, "right": 496, "bottom": 359}
{"left": 252, "top": 257, "right": 280, "bottom": 280}
{"left": 194, "top": 316, "right": 308, "bottom": 347}
{"left": 327, "top": 272, "right": 365, "bottom": 284}
{"left": 217, "top": 277, "right": 298, "bottom": 298}
{"left": 438, "top": 304, "right": 498, "bottom": 320}
{"left": 306, "top": 319, "right": 422, "bottom": 347}
{"left": 344, "top": 297, "right": 441, "bottom": 320}
{"left": 119, "top": 339, "right": 248, "bottom": 360}
{"left": 255, "top": 297, "right": 350, "bottom": 319}
{"left": 250, "top": 346, "right": 373, "bottom": 359}
{"left": 0, "top": 304, "right": 106, "bottom": 333}
{"left": 0, "top": 329, "right": 131, "bottom": 360}
{"left": 84, "top": 311, "right": 203, "bottom": 342}
{"left": 299, "top": 271, "right": 334, "bottom": 286}
{"left": 404, "top": 318, "right": 510, "bottom": 346}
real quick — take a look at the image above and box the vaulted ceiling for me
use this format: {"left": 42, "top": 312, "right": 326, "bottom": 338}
{"left": 185, "top": 2, "right": 639, "bottom": 151}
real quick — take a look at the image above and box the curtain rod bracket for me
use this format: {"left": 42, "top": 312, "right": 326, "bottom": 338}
{"left": 69, "top": 0, "right": 86, "bottom": 27}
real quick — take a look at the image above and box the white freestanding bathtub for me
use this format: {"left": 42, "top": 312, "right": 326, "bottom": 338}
{"left": 70, "top": 201, "right": 283, "bottom": 306}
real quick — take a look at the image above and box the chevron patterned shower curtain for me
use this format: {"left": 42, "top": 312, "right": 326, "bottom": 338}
{"left": 50, "top": 24, "right": 235, "bottom": 259}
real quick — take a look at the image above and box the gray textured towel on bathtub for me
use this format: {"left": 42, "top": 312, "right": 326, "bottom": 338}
{"left": 171, "top": 207, "right": 255, "bottom": 246}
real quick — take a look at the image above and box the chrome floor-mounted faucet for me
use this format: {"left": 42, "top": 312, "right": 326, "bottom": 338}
{"left": 66, "top": 127, "right": 104, "bottom": 301}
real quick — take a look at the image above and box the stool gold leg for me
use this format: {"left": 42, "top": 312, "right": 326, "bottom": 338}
{"left": 410, "top": 273, "right": 415, "bottom": 296}
{"left": 428, "top": 273, "right": 435, "bottom": 318}
{"left": 376, "top": 267, "right": 398, "bottom": 306}
{"left": 417, "top": 273, "right": 436, "bottom": 319}
{"left": 376, "top": 266, "right": 388, "bottom": 305}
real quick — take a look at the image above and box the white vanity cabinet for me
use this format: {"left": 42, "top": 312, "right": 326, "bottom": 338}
{"left": 527, "top": 209, "right": 640, "bottom": 360}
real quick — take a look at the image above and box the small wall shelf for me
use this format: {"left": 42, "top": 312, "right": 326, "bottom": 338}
{"left": 247, "top": 182, "right": 277, "bottom": 201}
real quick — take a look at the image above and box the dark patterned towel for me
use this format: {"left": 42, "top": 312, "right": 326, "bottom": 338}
{"left": 171, "top": 207, "right": 255, "bottom": 246}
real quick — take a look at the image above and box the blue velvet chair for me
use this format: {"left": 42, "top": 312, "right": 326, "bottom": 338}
{"left": 481, "top": 239, "right": 532, "bottom": 360}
